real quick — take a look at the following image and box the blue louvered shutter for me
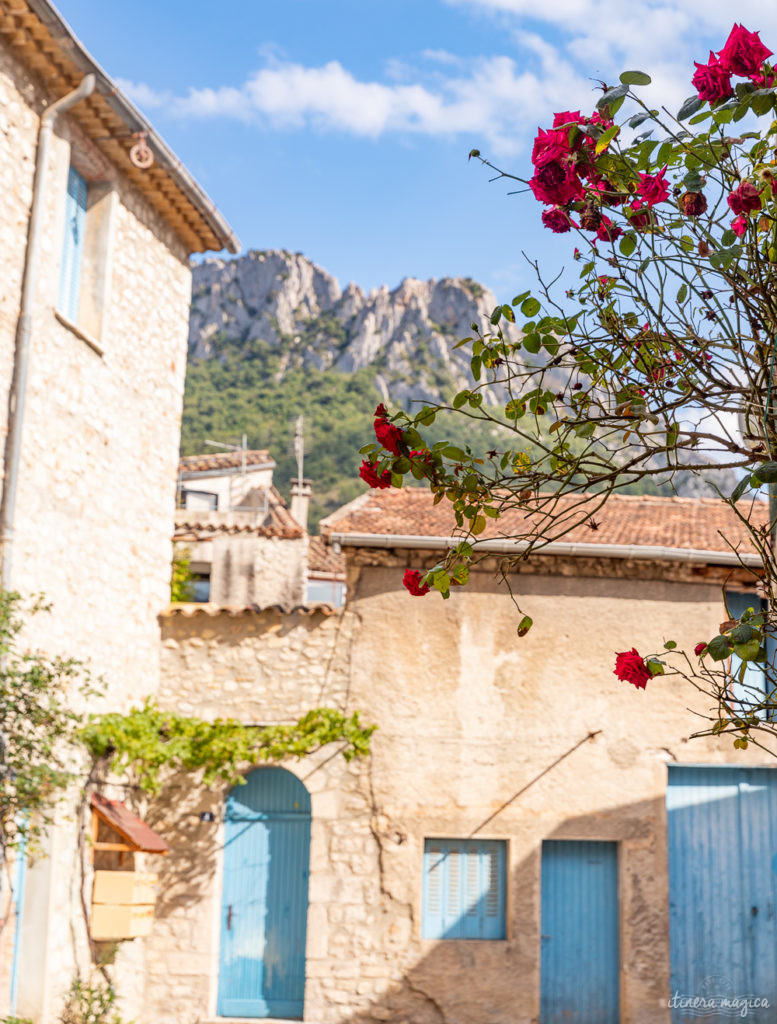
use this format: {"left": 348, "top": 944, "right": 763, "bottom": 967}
{"left": 422, "top": 838, "right": 506, "bottom": 939}
{"left": 726, "top": 591, "right": 767, "bottom": 718}
{"left": 58, "top": 166, "right": 87, "bottom": 321}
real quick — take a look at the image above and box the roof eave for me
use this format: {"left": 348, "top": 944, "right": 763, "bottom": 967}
{"left": 325, "top": 532, "right": 762, "bottom": 568}
{"left": 25, "top": 0, "right": 240, "bottom": 254}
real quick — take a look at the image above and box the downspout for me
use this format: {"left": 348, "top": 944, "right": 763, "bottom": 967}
{"left": 0, "top": 74, "right": 95, "bottom": 1015}
{"left": 0, "top": 73, "right": 96, "bottom": 591}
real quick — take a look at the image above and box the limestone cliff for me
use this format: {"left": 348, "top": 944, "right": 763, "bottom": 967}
{"left": 189, "top": 249, "right": 520, "bottom": 408}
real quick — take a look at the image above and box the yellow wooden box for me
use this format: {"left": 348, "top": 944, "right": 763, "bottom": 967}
{"left": 92, "top": 870, "right": 158, "bottom": 906}
{"left": 91, "top": 903, "right": 155, "bottom": 940}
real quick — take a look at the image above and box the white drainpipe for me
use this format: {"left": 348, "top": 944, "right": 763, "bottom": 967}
{"left": 0, "top": 74, "right": 96, "bottom": 589}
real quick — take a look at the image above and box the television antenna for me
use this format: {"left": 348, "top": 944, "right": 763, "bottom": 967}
{"left": 293, "top": 416, "right": 304, "bottom": 482}
{"left": 205, "top": 434, "right": 248, "bottom": 476}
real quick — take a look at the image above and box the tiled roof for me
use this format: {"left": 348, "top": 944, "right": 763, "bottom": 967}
{"left": 308, "top": 536, "right": 346, "bottom": 579}
{"left": 174, "top": 487, "right": 303, "bottom": 540}
{"left": 161, "top": 603, "right": 339, "bottom": 617}
{"left": 320, "top": 489, "right": 768, "bottom": 558}
{"left": 91, "top": 793, "right": 169, "bottom": 854}
{"left": 179, "top": 450, "right": 273, "bottom": 475}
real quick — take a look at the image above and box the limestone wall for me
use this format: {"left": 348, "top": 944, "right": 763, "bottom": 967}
{"left": 0, "top": 40, "right": 192, "bottom": 1024}
{"left": 149, "top": 558, "right": 774, "bottom": 1024}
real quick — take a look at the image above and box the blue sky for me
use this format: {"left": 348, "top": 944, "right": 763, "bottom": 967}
{"left": 57, "top": 0, "right": 777, "bottom": 297}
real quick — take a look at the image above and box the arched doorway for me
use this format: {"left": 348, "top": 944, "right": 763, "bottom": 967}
{"left": 217, "top": 767, "right": 311, "bottom": 1019}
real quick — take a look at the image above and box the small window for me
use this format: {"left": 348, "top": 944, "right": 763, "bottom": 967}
{"left": 182, "top": 489, "right": 219, "bottom": 511}
{"left": 191, "top": 573, "right": 211, "bottom": 603}
{"left": 422, "top": 838, "right": 506, "bottom": 940}
{"left": 306, "top": 579, "right": 345, "bottom": 607}
{"left": 59, "top": 165, "right": 87, "bottom": 322}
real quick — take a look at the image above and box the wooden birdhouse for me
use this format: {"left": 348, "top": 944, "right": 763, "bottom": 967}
{"left": 89, "top": 792, "right": 169, "bottom": 941}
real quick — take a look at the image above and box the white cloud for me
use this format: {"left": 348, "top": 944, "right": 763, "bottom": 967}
{"left": 116, "top": 4, "right": 777, "bottom": 157}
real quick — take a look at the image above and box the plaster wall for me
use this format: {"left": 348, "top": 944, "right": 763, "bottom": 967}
{"left": 150, "top": 559, "right": 768, "bottom": 1024}
{"left": 0, "top": 41, "right": 192, "bottom": 1024}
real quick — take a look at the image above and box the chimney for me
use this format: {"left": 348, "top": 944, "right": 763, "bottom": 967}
{"left": 290, "top": 478, "right": 312, "bottom": 534}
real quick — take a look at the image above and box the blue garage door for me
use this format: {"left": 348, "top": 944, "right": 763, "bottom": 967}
{"left": 667, "top": 766, "right": 777, "bottom": 1022}
{"left": 540, "top": 840, "right": 620, "bottom": 1023}
{"left": 218, "top": 767, "right": 311, "bottom": 1019}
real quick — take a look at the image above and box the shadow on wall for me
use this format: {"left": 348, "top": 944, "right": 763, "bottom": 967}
{"left": 331, "top": 795, "right": 668, "bottom": 1024}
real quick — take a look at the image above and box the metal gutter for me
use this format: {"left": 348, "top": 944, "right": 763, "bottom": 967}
{"left": 325, "top": 532, "right": 762, "bottom": 568}
{"left": 24, "top": 0, "right": 240, "bottom": 254}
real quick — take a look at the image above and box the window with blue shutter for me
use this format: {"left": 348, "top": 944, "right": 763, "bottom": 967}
{"left": 422, "top": 838, "right": 506, "bottom": 939}
{"left": 726, "top": 591, "right": 769, "bottom": 718}
{"left": 58, "top": 166, "right": 87, "bottom": 322}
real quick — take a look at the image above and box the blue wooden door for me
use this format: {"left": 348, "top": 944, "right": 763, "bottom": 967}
{"left": 218, "top": 767, "right": 311, "bottom": 1019}
{"left": 667, "top": 766, "right": 777, "bottom": 1021}
{"left": 540, "top": 840, "right": 620, "bottom": 1023}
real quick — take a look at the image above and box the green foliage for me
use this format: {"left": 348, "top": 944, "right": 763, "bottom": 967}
{"left": 0, "top": 591, "right": 97, "bottom": 853}
{"left": 170, "top": 547, "right": 195, "bottom": 603}
{"left": 80, "top": 700, "right": 376, "bottom": 795}
{"left": 1, "top": 1017, "right": 34, "bottom": 1024}
{"left": 59, "top": 979, "right": 126, "bottom": 1024}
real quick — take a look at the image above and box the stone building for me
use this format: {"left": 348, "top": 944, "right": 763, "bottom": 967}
{"left": 0, "top": 0, "right": 237, "bottom": 1019}
{"left": 151, "top": 489, "right": 777, "bottom": 1024}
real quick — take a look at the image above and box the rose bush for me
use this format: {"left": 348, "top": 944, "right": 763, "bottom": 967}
{"left": 357, "top": 24, "right": 777, "bottom": 753}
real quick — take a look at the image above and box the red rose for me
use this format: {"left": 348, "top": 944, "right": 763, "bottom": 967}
{"left": 359, "top": 460, "right": 392, "bottom": 489}
{"left": 596, "top": 215, "right": 622, "bottom": 242}
{"left": 751, "top": 67, "right": 777, "bottom": 87}
{"left": 529, "top": 163, "right": 584, "bottom": 206}
{"left": 727, "top": 181, "right": 762, "bottom": 215}
{"left": 694, "top": 642, "right": 707, "bottom": 657}
{"left": 531, "top": 127, "right": 572, "bottom": 168}
{"left": 637, "top": 167, "right": 669, "bottom": 208}
{"left": 373, "top": 404, "right": 404, "bottom": 456}
{"left": 627, "top": 199, "right": 651, "bottom": 230}
{"left": 731, "top": 214, "right": 749, "bottom": 237}
{"left": 614, "top": 648, "right": 651, "bottom": 690}
{"left": 692, "top": 53, "right": 733, "bottom": 102}
{"left": 680, "top": 191, "right": 708, "bottom": 217}
{"left": 541, "top": 207, "right": 574, "bottom": 233}
{"left": 718, "top": 24, "right": 773, "bottom": 77}
{"left": 403, "top": 569, "right": 430, "bottom": 596}
{"left": 552, "top": 110, "right": 584, "bottom": 128}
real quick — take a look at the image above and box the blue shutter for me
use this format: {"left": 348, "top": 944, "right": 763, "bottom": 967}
{"left": 540, "top": 840, "right": 620, "bottom": 1024}
{"left": 726, "top": 591, "right": 767, "bottom": 717}
{"left": 58, "top": 166, "right": 87, "bottom": 321}
{"left": 422, "top": 839, "right": 506, "bottom": 939}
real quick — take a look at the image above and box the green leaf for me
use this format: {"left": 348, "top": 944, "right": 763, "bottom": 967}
{"left": 619, "top": 233, "right": 637, "bottom": 257}
{"left": 501, "top": 304, "right": 515, "bottom": 322}
{"left": 620, "top": 70, "right": 652, "bottom": 86}
{"left": 523, "top": 333, "right": 542, "bottom": 354}
{"left": 471, "top": 355, "right": 482, "bottom": 381}
{"left": 678, "top": 94, "right": 704, "bottom": 120}
{"left": 442, "top": 446, "right": 467, "bottom": 461}
{"left": 359, "top": 443, "right": 378, "bottom": 454}
{"left": 512, "top": 290, "right": 530, "bottom": 306}
{"left": 542, "top": 335, "right": 559, "bottom": 355}
{"left": 471, "top": 515, "right": 487, "bottom": 536}
{"left": 731, "top": 476, "right": 751, "bottom": 502}
{"left": 664, "top": 640, "right": 677, "bottom": 650}
{"left": 453, "top": 390, "right": 470, "bottom": 409}
{"left": 753, "top": 461, "right": 777, "bottom": 484}
{"left": 433, "top": 571, "right": 451, "bottom": 593}
{"left": 490, "top": 305, "right": 502, "bottom": 325}
{"left": 721, "top": 229, "right": 737, "bottom": 247}
{"left": 595, "top": 125, "right": 620, "bottom": 155}
{"left": 707, "top": 634, "right": 734, "bottom": 661}
{"left": 676, "top": 283, "right": 688, "bottom": 304}
{"left": 647, "top": 660, "right": 665, "bottom": 676}
{"left": 517, "top": 615, "right": 533, "bottom": 637}
{"left": 628, "top": 111, "right": 652, "bottom": 128}
{"left": 733, "top": 638, "right": 761, "bottom": 661}
{"left": 521, "top": 296, "right": 541, "bottom": 317}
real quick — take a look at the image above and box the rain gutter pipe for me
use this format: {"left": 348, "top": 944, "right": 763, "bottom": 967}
{"left": 326, "top": 533, "right": 762, "bottom": 568}
{"left": 0, "top": 74, "right": 95, "bottom": 591}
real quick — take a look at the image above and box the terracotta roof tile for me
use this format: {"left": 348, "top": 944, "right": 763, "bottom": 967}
{"left": 161, "top": 603, "right": 339, "bottom": 617}
{"left": 179, "top": 450, "right": 273, "bottom": 475}
{"left": 320, "top": 488, "right": 768, "bottom": 557}
{"left": 307, "top": 536, "right": 346, "bottom": 579}
{"left": 91, "top": 793, "right": 169, "bottom": 854}
{"left": 174, "top": 487, "right": 303, "bottom": 539}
